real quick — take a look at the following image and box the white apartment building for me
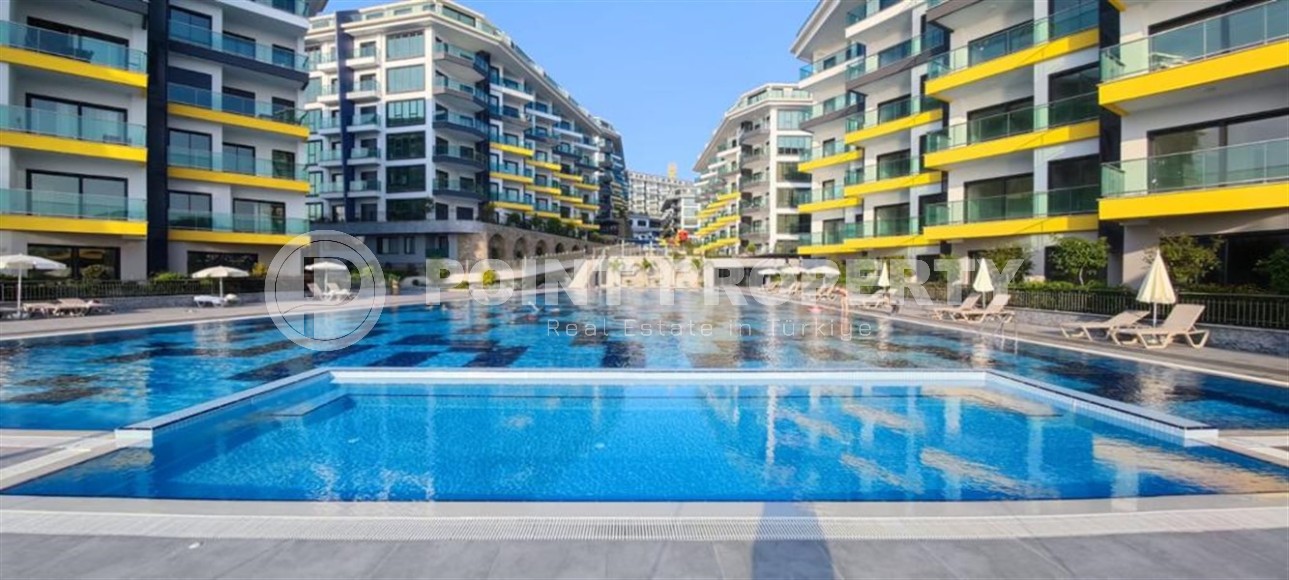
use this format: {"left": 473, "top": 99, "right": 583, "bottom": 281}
{"left": 692, "top": 83, "right": 814, "bottom": 256}
{"left": 1, "top": 0, "right": 320, "bottom": 278}
{"left": 627, "top": 169, "right": 691, "bottom": 219}
{"left": 303, "top": 0, "right": 627, "bottom": 269}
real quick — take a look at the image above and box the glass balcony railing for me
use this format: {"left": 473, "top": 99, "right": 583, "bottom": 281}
{"left": 349, "top": 147, "right": 381, "bottom": 160}
{"left": 0, "top": 104, "right": 145, "bottom": 146}
{"left": 793, "top": 186, "right": 847, "bottom": 206}
{"left": 0, "top": 188, "right": 145, "bottom": 221}
{"left": 799, "top": 223, "right": 857, "bottom": 246}
{"left": 806, "top": 94, "right": 861, "bottom": 120}
{"left": 169, "top": 20, "right": 309, "bottom": 72}
{"left": 434, "top": 41, "right": 486, "bottom": 68}
{"left": 922, "top": 186, "right": 1099, "bottom": 227}
{"left": 1101, "top": 0, "right": 1287, "bottom": 82}
{"left": 847, "top": 0, "right": 910, "bottom": 26}
{"left": 355, "top": 45, "right": 378, "bottom": 59}
{"left": 250, "top": 0, "right": 311, "bottom": 16}
{"left": 168, "top": 84, "right": 305, "bottom": 125}
{"left": 169, "top": 148, "right": 306, "bottom": 180}
{"left": 801, "top": 144, "right": 859, "bottom": 162}
{"left": 353, "top": 79, "right": 380, "bottom": 93}
{"left": 0, "top": 20, "right": 146, "bottom": 72}
{"left": 433, "top": 144, "right": 483, "bottom": 162}
{"left": 433, "top": 112, "right": 485, "bottom": 131}
{"left": 493, "top": 76, "right": 534, "bottom": 95}
{"left": 434, "top": 76, "right": 485, "bottom": 101}
{"left": 799, "top": 44, "right": 864, "bottom": 79}
{"left": 493, "top": 134, "right": 535, "bottom": 149}
{"left": 924, "top": 93, "right": 1098, "bottom": 152}
{"left": 1102, "top": 139, "right": 1289, "bottom": 198}
{"left": 490, "top": 189, "right": 532, "bottom": 205}
{"left": 846, "top": 95, "right": 943, "bottom": 132}
{"left": 928, "top": 0, "right": 1098, "bottom": 78}
{"left": 490, "top": 162, "right": 534, "bottom": 179}
{"left": 168, "top": 210, "right": 309, "bottom": 235}
{"left": 849, "top": 157, "right": 927, "bottom": 185}
{"left": 846, "top": 30, "right": 945, "bottom": 80}
{"left": 434, "top": 178, "right": 486, "bottom": 195}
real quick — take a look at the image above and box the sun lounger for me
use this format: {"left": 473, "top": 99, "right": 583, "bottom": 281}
{"left": 1112, "top": 304, "right": 1209, "bottom": 349}
{"left": 54, "top": 298, "right": 113, "bottom": 316}
{"left": 855, "top": 289, "right": 890, "bottom": 309}
{"left": 21, "top": 302, "right": 61, "bottom": 317}
{"left": 327, "top": 282, "right": 356, "bottom": 300}
{"left": 931, "top": 294, "right": 980, "bottom": 320}
{"left": 778, "top": 281, "right": 802, "bottom": 296}
{"left": 955, "top": 294, "right": 1013, "bottom": 324}
{"left": 1060, "top": 310, "right": 1148, "bottom": 340}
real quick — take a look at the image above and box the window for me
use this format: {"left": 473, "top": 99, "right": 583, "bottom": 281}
{"left": 387, "top": 199, "right": 427, "bottom": 221}
{"left": 26, "top": 170, "right": 127, "bottom": 219}
{"left": 272, "top": 150, "right": 296, "bottom": 179}
{"left": 376, "top": 237, "right": 396, "bottom": 254}
{"left": 404, "top": 237, "right": 415, "bottom": 254}
{"left": 387, "top": 65, "right": 424, "bottom": 93}
{"left": 456, "top": 206, "right": 475, "bottom": 220}
{"left": 777, "top": 136, "right": 811, "bottom": 155}
{"left": 28, "top": 244, "right": 121, "bottom": 280}
{"left": 968, "top": 18, "right": 1034, "bottom": 66}
{"left": 386, "top": 132, "right": 426, "bottom": 159}
{"left": 777, "top": 110, "right": 807, "bottom": 130}
{"left": 387, "top": 165, "right": 426, "bottom": 192}
{"left": 1047, "top": 155, "right": 1100, "bottom": 215}
{"left": 233, "top": 198, "right": 286, "bottom": 233}
{"left": 223, "top": 143, "right": 256, "bottom": 175}
{"left": 1148, "top": 111, "right": 1289, "bottom": 192}
{"left": 169, "top": 191, "right": 213, "bottom": 229}
{"left": 386, "top": 31, "right": 424, "bottom": 60}
{"left": 306, "top": 202, "right": 324, "bottom": 221}
{"left": 168, "top": 7, "right": 213, "bottom": 45}
{"left": 873, "top": 203, "right": 911, "bottom": 236}
{"left": 168, "top": 129, "right": 212, "bottom": 168}
{"left": 26, "top": 95, "right": 128, "bottom": 142}
{"left": 875, "top": 149, "right": 912, "bottom": 179}
{"left": 187, "top": 251, "right": 257, "bottom": 274}
{"left": 967, "top": 97, "right": 1033, "bottom": 143}
{"left": 386, "top": 99, "right": 425, "bottom": 126}
{"left": 435, "top": 203, "right": 450, "bottom": 220}
{"left": 271, "top": 44, "right": 297, "bottom": 69}
{"left": 965, "top": 173, "right": 1035, "bottom": 222}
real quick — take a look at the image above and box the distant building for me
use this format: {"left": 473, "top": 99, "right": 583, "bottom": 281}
{"left": 627, "top": 170, "right": 692, "bottom": 220}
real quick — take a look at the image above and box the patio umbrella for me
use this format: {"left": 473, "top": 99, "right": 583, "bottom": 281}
{"left": 972, "top": 258, "right": 994, "bottom": 297}
{"left": 192, "top": 266, "right": 248, "bottom": 297}
{"left": 1137, "top": 254, "right": 1177, "bottom": 327}
{"left": 779, "top": 265, "right": 806, "bottom": 275}
{"left": 876, "top": 262, "right": 891, "bottom": 289}
{"left": 757, "top": 268, "right": 780, "bottom": 276}
{"left": 305, "top": 260, "right": 348, "bottom": 291}
{"left": 809, "top": 264, "right": 841, "bottom": 276}
{"left": 0, "top": 254, "right": 67, "bottom": 315}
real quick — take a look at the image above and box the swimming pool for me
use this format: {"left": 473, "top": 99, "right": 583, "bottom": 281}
{"left": 8, "top": 371, "right": 1286, "bottom": 501}
{"left": 0, "top": 291, "right": 1286, "bottom": 431}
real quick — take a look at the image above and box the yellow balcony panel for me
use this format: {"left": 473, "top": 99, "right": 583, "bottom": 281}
{"left": 0, "top": 131, "right": 146, "bottom": 163}
{"left": 926, "top": 29, "right": 1099, "bottom": 97}
{"left": 1099, "top": 183, "right": 1289, "bottom": 221}
{"left": 0, "top": 46, "right": 147, "bottom": 89}
{"left": 844, "top": 110, "right": 942, "bottom": 146}
{"left": 530, "top": 185, "right": 561, "bottom": 195}
{"left": 571, "top": 182, "right": 598, "bottom": 191}
{"left": 845, "top": 171, "right": 941, "bottom": 198}
{"left": 798, "top": 196, "right": 860, "bottom": 214}
{"left": 1, "top": 214, "right": 146, "bottom": 236}
{"left": 554, "top": 194, "right": 581, "bottom": 203}
{"left": 574, "top": 202, "right": 599, "bottom": 211}
{"left": 490, "top": 201, "right": 534, "bottom": 213}
{"left": 1099, "top": 41, "right": 1289, "bottom": 110}
{"left": 923, "top": 214, "right": 1098, "bottom": 241}
{"left": 924, "top": 121, "right": 1099, "bottom": 168}
{"left": 531, "top": 160, "right": 561, "bottom": 171}
{"left": 495, "top": 172, "right": 535, "bottom": 185}
{"left": 845, "top": 234, "right": 934, "bottom": 251}
{"left": 577, "top": 222, "right": 599, "bottom": 230}
{"left": 797, "top": 243, "right": 853, "bottom": 256}
{"left": 491, "top": 142, "right": 535, "bottom": 157}
{"left": 559, "top": 216, "right": 582, "bottom": 224}
{"left": 554, "top": 171, "right": 582, "bottom": 181}
{"left": 716, "top": 192, "right": 741, "bottom": 203}
{"left": 169, "top": 229, "right": 305, "bottom": 246}
{"left": 168, "top": 104, "right": 309, "bottom": 139}
{"left": 535, "top": 210, "right": 560, "bottom": 219}
{"left": 168, "top": 167, "right": 311, "bottom": 193}
{"left": 797, "top": 149, "right": 862, "bottom": 173}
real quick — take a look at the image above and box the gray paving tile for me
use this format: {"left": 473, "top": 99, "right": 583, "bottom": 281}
{"left": 649, "top": 542, "right": 722, "bottom": 579}
{"left": 1031, "top": 534, "right": 1201, "bottom": 579}
{"left": 827, "top": 540, "right": 957, "bottom": 579}
{"left": 75, "top": 537, "right": 283, "bottom": 580}
{"left": 486, "top": 541, "right": 607, "bottom": 579}
{"left": 370, "top": 541, "right": 502, "bottom": 579}
{"left": 602, "top": 541, "right": 667, "bottom": 579}
{"left": 714, "top": 540, "right": 838, "bottom": 579}
{"left": 216, "top": 539, "right": 396, "bottom": 580}
{"left": 919, "top": 539, "right": 1071, "bottom": 579}
{"left": 1114, "top": 532, "right": 1289, "bottom": 579}
{"left": 0, "top": 534, "right": 99, "bottom": 579}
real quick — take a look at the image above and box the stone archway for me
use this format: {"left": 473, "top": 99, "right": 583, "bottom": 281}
{"left": 487, "top": 234, "right": 505, "bottom": 259}
{"left": 571, "top": 245, "right": 581, "bottom": 253}
{"left": 555, "top": 242, "right": 565, "bottom": 254}
{"left": 535, "top": 240, "right": 548, "bottom": 257}
{"left": 512, "top": 237, "right": 528, "bottom": 260}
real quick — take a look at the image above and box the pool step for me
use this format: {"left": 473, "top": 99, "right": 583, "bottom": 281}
{"left": 273, "top": 392, "right": 346, "bottom": 417}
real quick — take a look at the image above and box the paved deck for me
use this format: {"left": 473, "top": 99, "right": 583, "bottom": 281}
{"left": 3, "top": 528, "right": 1286, "bottom": 579}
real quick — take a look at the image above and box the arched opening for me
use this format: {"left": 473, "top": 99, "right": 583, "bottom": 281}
{"left": 535, "top": 240, "right": 548, "bottom": 257}
{"left": 512, "top": 237, "right": 528, "bottom": 260}
{"left": 487, "top": 234, "right": 505, "bottom": 260}
{"left": 555, "top": 243, "right": 566, "bottom": 254}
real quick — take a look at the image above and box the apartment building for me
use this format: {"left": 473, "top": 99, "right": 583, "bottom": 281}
{"left": 692, "top": 83, "right": 814, "bottom": 256}
{"left": 303, "top": 0, "right": 625, "bottom": 269}
{"left": 1, "top": 0, "right": 321, "bottom": 279}
{"left": 661, "top": 187, "right": 699, "bottom": 238}
{"left": 627, "top": 169, "right": 691, "bottom": 219}
{"left": 793, "top": 0, "right": 1288, "bottom": 287}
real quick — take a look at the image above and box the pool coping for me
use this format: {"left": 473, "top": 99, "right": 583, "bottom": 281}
{"left": 111, "top": 369, "right": 1219, "bottom": 448}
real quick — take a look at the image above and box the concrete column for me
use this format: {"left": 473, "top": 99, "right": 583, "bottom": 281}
{"left": 1119, "top": 223, "right": 1158, "bottom": 288}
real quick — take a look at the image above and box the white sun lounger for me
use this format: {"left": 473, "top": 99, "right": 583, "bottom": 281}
{"left": 1112, "top": 304, "right": 1209, "bottom": 349}
{"left": 1060, "top": 310, "right": 1148, "bottom": 340}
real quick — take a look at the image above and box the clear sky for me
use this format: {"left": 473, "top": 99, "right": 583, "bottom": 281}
{"left": 324, "top": 0, "right": 812, "bottom": 180}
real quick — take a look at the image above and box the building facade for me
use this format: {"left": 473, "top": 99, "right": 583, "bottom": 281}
{"left": 1, "top": 0, "right": 322, "bottom": 279}
{"left": 302, "top": 0, "right": 626, "bottom": 270}
{"left": 692, "top": 83, "right": 814, "bottom": 256}
{"left": 661, "top": 187, "right": 699, "bottom": 239}
{"left": 627, "top": 169, "right": 691, "bottom": 219}
{"left": 792, "top": 0, "right": 1288, "bottom": 287}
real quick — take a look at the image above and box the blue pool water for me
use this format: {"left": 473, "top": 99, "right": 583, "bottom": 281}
{"left": 0, "top": 291, "right": 1287, "bottom": 431}
{"left": 8, "top": 380, "right": 1287, "bottom": 501}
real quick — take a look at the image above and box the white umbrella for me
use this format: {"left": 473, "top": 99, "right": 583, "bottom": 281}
{"left": 809, "top": 264, "right": 841, "bottom": 276}
{"left": 780, "top": 265, "right": 806, "bottom": 275}
{"left": 0, "top": 254, "right": 68, "bottom": 315}
{"left": 1137, "top": 254, "right": 1177, "bottom": 327}
{"left": 305, "top": 260, "right": 348, "bottom": 290}
{"left": 191, "top": 265, "right": 248, "bottom": 297}
{"left": 972, "top": 258, "right": 994, "bottom": 296}
{"left": 757, "top": 268, "right": 780, "bottom": 276}
{"left": 876, "top": 262, "right": 891, "bottom": 288}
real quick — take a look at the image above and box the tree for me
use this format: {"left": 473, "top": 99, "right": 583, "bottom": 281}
{"left": 1155, "top": 235, "right": 1223, "bottom": 286}
{"left": 80, "top": 264, "right": 110, "bottom": 281}
{"left": 1254, "top": 248, "right": 1289, "bottom": 294}
{"left": 1049, "top": 237, "right": 1109, "bottom": 286}
{"left": 978, "top": 245, "right": 1032, "bottom": 282}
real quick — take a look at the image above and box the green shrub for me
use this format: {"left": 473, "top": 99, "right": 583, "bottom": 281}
{"left": 80, "top": 264, "right": 111, "bottom": 280}
{"left": 977, "top": 245, "right": 1032, "bottom": 281}
{"left": 1254, "top": 248, "right": 1289, "bottom": 294}
{"left": 1155, "top": 234, "right": 1223, "bottom": 287}
{"left": 250, "top": 262, "right": 269, "bottom": 278}
{"left": 1049, "top": 237, "right": 1109, "bottom": 286}
{"left": 151, "top": 271, "right": 187, "bottom": 282}
{"left": 482, "top": 269, "right": 498, "bottom": 287}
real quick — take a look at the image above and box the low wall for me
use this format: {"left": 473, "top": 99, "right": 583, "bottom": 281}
{"left": 1012, "top": 308, "right": 1289, "bottom": 357}
{"left": 92, "top": 293, "right": 267, "bottom": 311}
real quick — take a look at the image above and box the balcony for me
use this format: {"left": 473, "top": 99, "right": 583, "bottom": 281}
{"left": 493, "top": 76, "right": 535, "bottom": 100}
{"left": 844, "top": 96, "right": 943, "bottom": 146}
{"left": 847, "top": 0, "right": 912, "bottom": 28}
{"left": 800, "top": 94, "right": 860, "bottom": 130}
{"left": 434, "top": 41, "right": 488, "bottom": 79}
{"left": 433, "top": 144, "right": 486, "bottom": 170}
{"left": 845, "top": 158, "right": 941, "bottom": 197}
{"left": 348, "top": 79, "right": 381, "bottom": 102}
{"left": 168, "top": 210, "right": 309, "bottom": 245}
{"left": 433, "top": 76, "right": 487, "bottom": 111}
{"left": 347, "top": 45, "right": 379, "bottom": 69}
{"left": 799, "top": 44, "right": 863, "bottom": 81}
{"left": 169, "top": 148, "right": 309, "bottom": 192}
{"left": 924, "top": 93, "right": 1099, "bottom": 167}
{"left": 1100, "top": 139, "right": 1289, "bottom": 221}
{"left": 0, "top": 104, "right": 146, "bottom": 162}
{"left": 491, "top": 135, "right": 535, "bottom": 157}
{"left": 0, "top": 20, "right": 147, "bottom": 87}
{"left": 489, "top": 189, "right": 535, "bottom": 212}
{"left": 168, "top": 84, "right": 308, "bottom": 138}
{"left": 0, "top": 188, "right": 146, "bottom": 236}
{"left": 922, "top": 186, "right": 1100, "bottom": 241}
{"left": 925, "top": 0, "right": 1099, "bottom": 97}
{"left": 798, "top": 145, "right": 862, "bottom": 173}
{"left": 434, "top": 178, "right": 487, "bottom": 200}
{"left": 490, "top": 162, "right": 535, "bottom": 185}
{"left": 350, "top": 113, "right": 382, "bottom": 132}
{"left": 433, "top": 112, "right": 487, "bottom": 140}
{"left": 795, "top": 186, "right": 857, "bottom": 213}
{"left": 313, "top": 180, "right": 382, "bottom": 197}
{"left": 844, "top": 30, "right": 945, "bottom": 89}
{"left": 168, "top": 20, "right": 309, "bottom": 74}
{"left": 1099, "top": 0, "right": 1289, "bottom": 113}
{"left": 348, "top": 147, "right": 382, "bottom": 164}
